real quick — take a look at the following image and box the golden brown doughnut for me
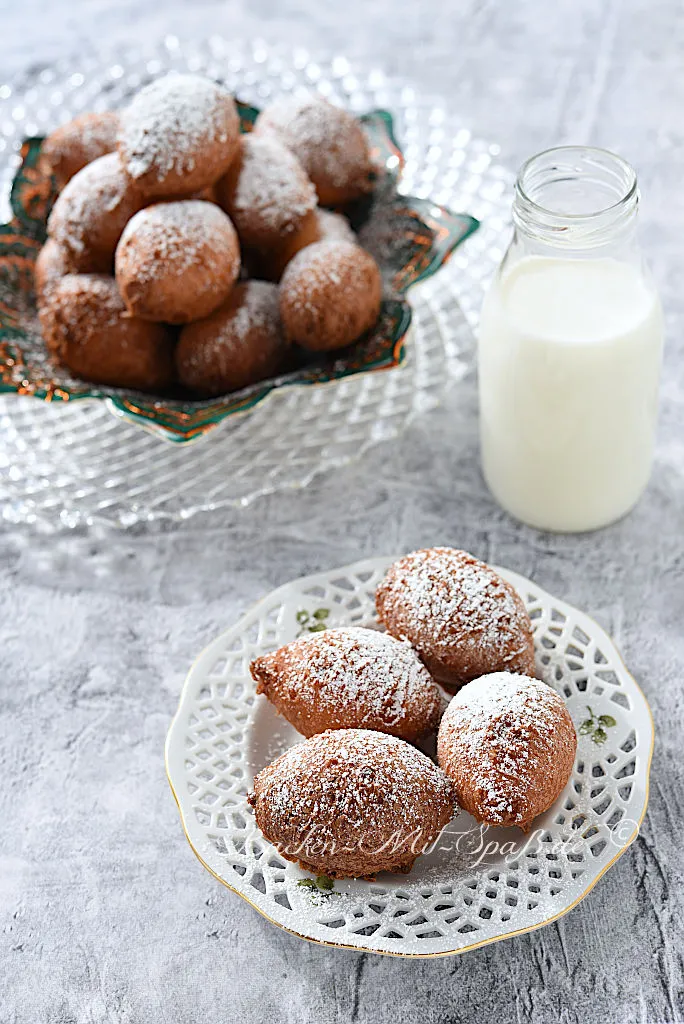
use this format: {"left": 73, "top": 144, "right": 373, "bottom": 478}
{"left": 215, "top": 133, "right": 316, "bottom": 251}
{"left": 248, "top": 729, "right": 455, "bottom": 879}
{"left": 255, "top": 95, "right": 374, "bottom": 206}
{"left": 39, "top": 274, "right": 174, "bottom": 392}
{"left": 47, "top": 152, "right": 145, "bottom": 273}
{"left": 34, "top": 239, "right": 74, "bottom": 302}
{"left": 118, "top": 74, "right": 240, "bottom": 198}
{"left": 261, "top": 207, "right": 355, "bottom": 281}
{"left": 437, "top": 673, "right": 577, "bottom": 830}
{"left": 176, "top": 280, "right": 287, "bottom": 396}
{"left": 251, "top": 626, "right": 442, "bottom": 743}
{"left": 376, "top": 548, "right": 537, "bottom": 692}
{"left": 279, "top": 240, "right": 382, "bottom": 351}
{"left": 39, "top": 111, "right": 120, "bottom": 193}
{"left": 114, "top": 200, "right": 240, "bottom": 324}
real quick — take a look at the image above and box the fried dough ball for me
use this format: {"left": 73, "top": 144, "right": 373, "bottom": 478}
{"left": 47, "top": 152, "right": 145, "bottom": 273}
{"left": 251, "top": 627, "right": 442, "bottom": 743}
{"left": 215, "top": 134, "right": 317, "bottom": 251}
{"left": 114, "top": 200, "right": 240, "bottom": 324}
{"left": 39, "top": 111, "right": 120, "bottom": 193}
{"left": 279, "top": 240, "right": 381, "bottom": 351}
{"left": 262, "top": 208, "right": 355, "bottom": 281}
{"left": 255, "top": 95, "right": 374, "bottom": 206}
{"left": 39, "top": 274, "right": 174, "bottom": 392}
{"left": 248, "top": 729, "right": 455, "bottom": 879}
{"left": 376, "top": 548, "right": 537, "bottom": 692}
{"left": 34, "top": 239, "right": 74, "bottom": 302}
{"left": 118, "top": 74, "right": 240, "bottom": 198}
{"left": 437, "top": 673, "right": 577, "bottom": 830}
{"left": 176, "top": 280, "right": 287, "bottom": 396}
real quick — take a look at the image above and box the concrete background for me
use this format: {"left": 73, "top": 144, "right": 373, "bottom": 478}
{"left": 2, "top": 2, "right": 683, "bottom": 1022}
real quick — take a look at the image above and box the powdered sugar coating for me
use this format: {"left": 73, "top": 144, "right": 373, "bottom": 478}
{"left": 176, "top": 280, "right": 287, "bottom": 396}
{"left": 255, "top": 95, "right": 373, "bottom": 204}
{"left": 249, "top": 728, "right": 455, "bottom": 878}
{"left": 118, "top": 74, "right": 240, "bottom": 197}
{"left": 251, "top": 626, "right": 442, "bottom": 742}
{"left": 279, "top": 239, "right": 382, "bottom": 351}
{"left": 115, "top": 200, "right": 240, "bottom": 324}
{"left": 376, "top": 547, "right": 536, "bottom": 690}
{"left": 437, "top": 672, "right": 577, "bottom": 829}
{"left": 216, "top": 134, "right": 317, "bottom": 250}
{"left": 40, "top": 111, "right": 120, "bottom": 191}
{"left": 47, "top": 152, "right": 145, "bottom": 272}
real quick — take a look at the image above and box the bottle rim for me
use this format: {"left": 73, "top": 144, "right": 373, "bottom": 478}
{"left": 515, "top": 145, "right": 637, "bottom": 221}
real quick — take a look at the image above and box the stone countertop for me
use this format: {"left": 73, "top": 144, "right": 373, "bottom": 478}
{"left": 2, "top": 2, "right": 683, "bottom": 1022}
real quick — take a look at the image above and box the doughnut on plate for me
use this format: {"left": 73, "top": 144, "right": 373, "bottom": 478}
{"left": 166, "top": 555, "right": 653, "bottom": 957}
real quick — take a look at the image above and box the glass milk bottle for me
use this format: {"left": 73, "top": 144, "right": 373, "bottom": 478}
{"left": 478, "top": 146, "right": 664, "bottom": 532}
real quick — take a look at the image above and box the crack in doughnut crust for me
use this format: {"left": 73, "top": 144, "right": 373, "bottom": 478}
{"left": 251, "top": 626, "right": 442, "bottom": 743}
{"left": 437, "top": 672, "right": 577, "bottom": 831}
{"left": 248, "top": 729, "right": 456, "bottom": 879}
{"left": 376, "top": 547, "right": 536, "bottom": 692}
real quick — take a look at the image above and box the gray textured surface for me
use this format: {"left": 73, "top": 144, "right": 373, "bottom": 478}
{"left": 2, "top": 2, "right": 683, "bottom": 1022}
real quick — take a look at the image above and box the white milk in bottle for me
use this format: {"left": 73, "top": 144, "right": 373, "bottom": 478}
{"left": 478, "top": 147, "right": 663, "bottom": 532}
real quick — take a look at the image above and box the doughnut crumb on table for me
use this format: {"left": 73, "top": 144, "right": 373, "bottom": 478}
{"left": 437, "top": 672, "right": 578, "bottom": 830}
{"left": 250, "top": 626, "right": 442, "bottom": 743}
{"left": 248, "top": 728, "right": 456, "bottom": 879}
{"left": 31, "top": 71, "right": 391, "bottom": 399}
{"left": 376, "top": 547, "right": 537, "bottom": 691}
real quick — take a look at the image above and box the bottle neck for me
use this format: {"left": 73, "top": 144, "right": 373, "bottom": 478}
{"left": 511, "top": 146, "right": 639, "bottom": 258}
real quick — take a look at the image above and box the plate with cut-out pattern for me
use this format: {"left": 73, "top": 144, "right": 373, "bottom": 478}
{"left": 165, "top": 556, "right": 653, "bottom": 957}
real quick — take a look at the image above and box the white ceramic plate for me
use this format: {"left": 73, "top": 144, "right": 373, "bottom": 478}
{"left": 165, "top": 556, "right": 653, "bottom": 957}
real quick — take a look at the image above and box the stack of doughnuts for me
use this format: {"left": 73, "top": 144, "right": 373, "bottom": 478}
{"left": 247, "top": 547, "right": 578, "bottom": 879}
{"left": 35, "top": 74, "right": 383, "bottom": 396}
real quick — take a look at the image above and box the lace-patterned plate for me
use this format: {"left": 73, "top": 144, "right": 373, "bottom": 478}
{"left": 165, "top": 556, "right": 653, "bottom": 958}
{"left": 0, "top": 38, "right": 512, "bottom": 527}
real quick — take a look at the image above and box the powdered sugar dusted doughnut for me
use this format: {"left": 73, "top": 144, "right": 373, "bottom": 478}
{"left": 176, "top": 280, "right": 288, "bottom": 396}
{"left": 376, "top": 548, "right": 537, "bottom": 692}
{"left": 251, "top": 626, "right": 442, "bottom": 743}
{"left": 262, "top": 207, "right": 355, "bottom": 281}
{"left": 34, "top": 239, "right": 74, "bottom": 302}
{"left": 40, "top": 274, "right": 175, "bottom": 392}
{"left": 39, "top": 111, "right": 120, "bottom": 192}
{"left": 248, "top": 729, "right": 455, "bottom": 879}
{"left": 118, "top": 74, "right": 240, "bottom": 198}
{"left": 279, "top": 239, "right": 382, "bottom": 351}
{"left": 47, "top": 152, "right": 145, "bottom": 273}
{"left": 437, "top": 673, "right": 577, "bottom": 830}
{"left": 255, "top": 95, "right": 374, "bottom": 206}
{"left": 215, "top": 134, "right": 317, "bottom": 251}
{"left": 115, "top": 200, "right": 240, "bottom": 324}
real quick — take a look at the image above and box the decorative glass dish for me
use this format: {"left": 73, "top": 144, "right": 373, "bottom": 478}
{"left": 166, "top": 556, "right": 653, "bottom": 958}
{"left": 0, "top": 39, "right": 513, "bottom": 527}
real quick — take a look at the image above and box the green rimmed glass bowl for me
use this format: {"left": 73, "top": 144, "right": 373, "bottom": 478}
{"left": 0, "top": 101, "right": 477, "bottom": 444}
{"left": 0, "top": 41, "right": 512, "bottom": 526}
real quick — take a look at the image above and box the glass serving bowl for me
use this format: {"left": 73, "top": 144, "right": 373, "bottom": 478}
{"left": 0, "top": 38, "right": 513, "bottom": 528}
